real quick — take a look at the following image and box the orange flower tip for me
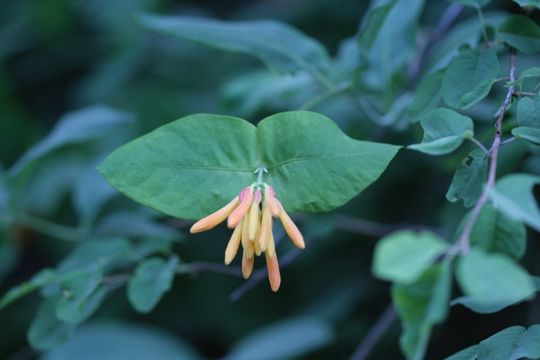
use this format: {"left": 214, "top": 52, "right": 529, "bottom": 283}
{"left": 242, "top": 255, "right": 254, "bottom": 279}
{"left": 266, "top": 254, "right": 281, "bottom": 292}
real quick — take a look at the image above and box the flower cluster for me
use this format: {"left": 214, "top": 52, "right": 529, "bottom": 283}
{"left": 190, "top": 184, "right": 304, "bottom": 292}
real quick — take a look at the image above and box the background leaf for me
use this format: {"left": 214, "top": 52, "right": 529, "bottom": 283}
{"left": 224, "top": 317, "right": 334, "bottom": 360}
{"left": 446, "top": 149, "right": 488, "bottom": 207}
{"left": 499, "top": 15, "right": 540, "bottom": 54}
{"left": 373, "top": 231, "right": 448, "bottom": 284}
{"left": 456, "top": 250, "right": 535, "bottom": 309}
{"left": 442, "top": 48, "right": 499, "bottom": 109}
{"left": 127, "top": 256, "right": 179, "bottom": 313}
{"left": 28, "top": 299, "right": 76, "bottom": 350}
{"left": 393, "top": 262, "right": 451, "bottom": 360}
{"left": 489, "top": 174, "right": 540, "bottom": 232}
{"left": 139, "top": 14, "right": 331, "bottom": 85}
{"left": 43, "top": 322, "right": 202, "bottom": 360}
{"left": 408, "top": 69, "right": 445, "bottom": 122}
{"left": 408, "top": 108, "right": 474, "bottom": 155}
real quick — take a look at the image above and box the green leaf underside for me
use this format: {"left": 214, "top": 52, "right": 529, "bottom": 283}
{"left": 139, "top": 14, "right": 330, "bottom": 78}
{"left": 408, "top": 108, "right": 474, "bottom": 155}
{"left": 456, "top": 250, "right": 535, "bottom": 309}
{"left": 446, "top": 149, "right": 488, "bottom": 207}
{"left": 519, "top": 67, "right": 540, "bottom": 80}
{"left": 442, "top": 48, "right": 499, "bottom": 109}
{"left": 489, "top": 173, "right": 540, "bottom": 232}
{"left": 513, "top": 0, "right": 540, "bottom": 9}
{"left": 453, "top": 0, "right": 491, "bottom": 7}
{"left": 499, "top": 15, "right": 540, "bottom": 54}
{"left": 225, "top": 317, "right": 334, "bottom": 360}
{"left": 127, "top": 256, "right": 179, "bottom": 313}
{"left": 517, "top": 94, "right": 540, "bottom": 128}
{"left": 408, "top": 69, "right": 444, "bottom": 122}
{"left": 373, "top": 231, "right": 448, "bottom": 285}
{"left": 470, "top": 204, "right": 526, "bottom": 260}
{"left": 393, "top": 262, "right": 451, "bottom": 360}
{"left": 356, "top": 2, "right": 395, "bottom": 51}
{"left": 99, "top": 111, "right": 400, "bottom": 218}
{"left": 445, "top": 325, "right": 540, "bottom": 360}
{"left": 28, "top": 299, "right": 76, "bottom": 350}
{"left": 512, "top": 127, "right": 540, "bottom": 144}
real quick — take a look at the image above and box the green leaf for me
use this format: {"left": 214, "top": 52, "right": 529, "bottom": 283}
{"left": 58, "top": 238, "right": 131, "bottom": 274}
{"left": 28, "top": 299, "right": 76, "bottom": 350}
{"left": 128, "top": 256, "right": 179, "bottom": 313}
{"left": 357, "top": 0, "right": 425, "bottom": 91}
{"left": 519, "top": 67, "right": 540, "bottom": 80}
{"left": 456, "top": 250, "right": 535, "bottom": 309}
{"left": 480, "top": 325, "right": 540, "bottom": 360}
{"left": 393, "top": 262, "right": 452, "bottom": 360}
{"left": 470, "top": 204, "right": 527, "bottom": 259}
{"left": 408, "top": 69, "right": 445, "bottom": 122}
{"left": 43, "top": 322, "right": 203, "bottom": 360}
{"left": 408, "top": 108, "right": 474, "bottom": 155}
{"left": 225, "top": 317, "right": 334, "bottom": 360}
{"left": 446, "top": 325, "right": 540, "bottom": 359}
{"left": 139, "top": 14, "right": 331, "bottom": 84}
{"left": 517, "top": 94, "right": 540, "bottom": 128}
{"left": 99, "top": 111, "right": 400, "bottom": 217}
{"left": 8, "top": 106, "right": 133, "bottom": 177}
{"left": 357, "top": 2, "right": 395, "bottom": 51}
{"left": 55, "top": 265, "right": 105, "bottom": 324}
{"left": 452, "top": 0, "right": 491, "bottom": 7}
{"left": 0, "top": 269, "right": 56, "bottom": 310}
{"left": 373, "top": 231, "right": 448, "bottom": 284}
{"left": 446, "top": 149, "right": 488, "bottom": 207}
{"left": 514, "top": 0, "right": 540, "bottom": 8}
{"left": 513, "top": 0, "right": 540, "bottom": 8}
{"left": 489, "top": 173, "right": 540, "bottom": 232}
{"left": 95, "top": 211, "right": 180, "bottom": 241}
{"left": 499, "top": 16, "right": 540, "bottom": 54}
{"left": 512, "top": 127, "right": 540, "bottom": 144}
{"left": 445, "top": 345, "right": 479, "bottom": 360}
{"left": 72, "top": 164, "right": 116, "bottom": 225}
{"left": 451, "top": 296, "right": 512, "bottom": 314}
{"left": 442, "top": 48, "right": 499, "bottom": 109}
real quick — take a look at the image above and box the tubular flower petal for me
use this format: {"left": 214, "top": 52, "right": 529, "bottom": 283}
{"left": 224, "top": 223, "right": 242, "bottom": 265}
{"left": 190, "top": 179, "right": 305, "bottom": 292}
{"left": 258, "top": 205, "right": 272, "bottom": 251}
{"left": 279, "top": 207, "right": 305, "bottom": 249}
{"left": 241, "top": 217, "right": 254, "bottom": 258}
{"left": 190, "top": 196, "right": 240, "bottom": 233}
{"left": 242, "top": 249, "right": 255, "bottom": 279}
{"left": 227, "top": 187, "right": 254, "bottom": 229}
{"left": 265, "top": 186, "right": 282, "bottom": 218}
{"left": 248, "top": 190, "right": 262, "bottom": 241}
{"left": 265, "top": 252, "right": 281, "bottom": 292}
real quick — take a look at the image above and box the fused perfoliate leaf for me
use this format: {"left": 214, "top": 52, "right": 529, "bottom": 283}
{"left": 99, "top": 111, "right": 400, "bottom": 218}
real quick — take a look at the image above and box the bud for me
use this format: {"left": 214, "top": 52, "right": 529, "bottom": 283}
{"left": 266, "top": 252, "right": 281, "bottom": 292}
{"left": 227, "top": 187, "right": 254, "bottom": 228}
{"left": 280, "top": 209, "right": 305, "bottom": 249}
{"left": 224, "top": 222, "right": 242, "bottom": 265}
{"left": 190, "top": 196, "right": 240, "bottom": 233}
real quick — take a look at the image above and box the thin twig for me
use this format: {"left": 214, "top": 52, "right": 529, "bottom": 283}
{"left": 349, "top": 304, "right": 397, "bottom": 360}
{"left": 177, "top": 261, "right": 243, "bottom": 277}
{"left": 300, "top": 83, "right": 352, "bottom": 110}
{"left": 448, "top": 50, "right": 516, "bottom": 256}
{"left": 467, "top": 137, "right": 490, "bottom": 155}
{"left": 408, "top": 3, "right": 464, "bottom": 81}
{"left": 15, "top": 213, "right": 82, "bottom": 242}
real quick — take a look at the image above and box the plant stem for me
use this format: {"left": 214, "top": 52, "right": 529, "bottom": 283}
{"left": 300, "top": 83, "right": 351, "bottom": 110}
{"left": 448, "top": 50, "right": 516, "bottom": 256}
{"left": 349, "top": 304, "right": 397, "bottom": 360}
{"left": 468, "top": 137, "right": 490, "bottom": 155}
{"left": 15, "top": 213, "right": 82, "bottom": 242}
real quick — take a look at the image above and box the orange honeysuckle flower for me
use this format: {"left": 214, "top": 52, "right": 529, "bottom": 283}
{"left": 190, "top": 182, "right": 304, "bottom": 292}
